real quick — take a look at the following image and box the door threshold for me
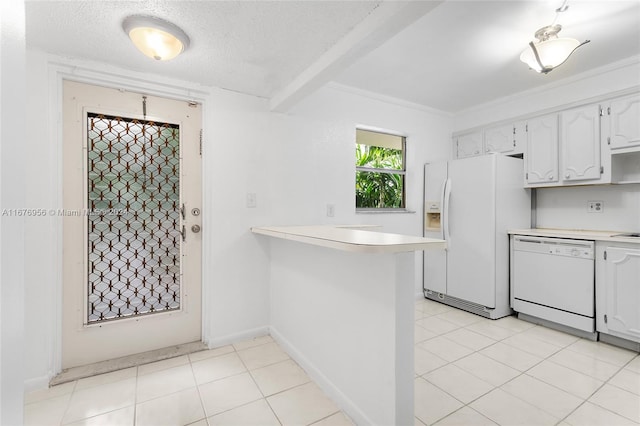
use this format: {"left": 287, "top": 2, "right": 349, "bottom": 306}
{"left": 50, "top": 341, "right": 207, "bottom": 386}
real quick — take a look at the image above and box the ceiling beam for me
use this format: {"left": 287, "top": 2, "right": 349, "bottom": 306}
{"left": 269, "top": 1, "right": 443, "bottom": 113}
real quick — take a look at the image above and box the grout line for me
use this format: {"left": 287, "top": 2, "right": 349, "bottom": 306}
{"left": 556, "top": 353, "right": 640, "bottom": 425}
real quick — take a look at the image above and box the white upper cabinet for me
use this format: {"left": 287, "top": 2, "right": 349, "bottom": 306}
{"left": 607, "top": 93, "right": 640, "bottom": 150}
{"left": 484, "top": 124, "right": 513, "bottom": 154}
{"left": 484, "top": 123, "right": 525, "bottom": 156}
{"left": 455, "top": 131, "right": 483, "bottom": 159}
{"left": 525, "top": 114, "right": 558, "bottom": 185}
{"left": 561, "top": 104, "right": 601, "bottom": 182}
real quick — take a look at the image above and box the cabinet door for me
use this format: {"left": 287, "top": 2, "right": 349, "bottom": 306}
{"left": 513, "top": 121, "right": 526, "bottom": 156}
{"left": 605, "top": 247, "right": 640, "bottom": 342}
{"left": 609, "top": 93, "right": 640, "bottom": 149}
{"left": 455, "top": 132, "right": 483, "bottom": 158}
{"left": 561, "top": 104, "right": 601, "bottom": 181}
{"left": 485, "top": 124, "right": 514, "bottom": 154}
{"left": 526, "top": 114, "right": 558, "bottom": 184}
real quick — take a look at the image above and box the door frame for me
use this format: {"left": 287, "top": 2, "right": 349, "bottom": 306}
{"left": 47, "top": 60, "right": 211, "bottom": 377}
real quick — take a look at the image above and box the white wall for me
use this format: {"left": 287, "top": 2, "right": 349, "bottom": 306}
{"left": 454, "top": 57, "right": 640, "bottom": 131}
{"left": 23, "top": 50, "right": 452, "bottom": 387}
{"left": 536, "top": 184, "right": 640, "bottom": 232}
{"left": 1, "top": 0, "right": 26, "bottom": 423}
{"left": 453, "top": 57, "right": 640, "bottom": 233}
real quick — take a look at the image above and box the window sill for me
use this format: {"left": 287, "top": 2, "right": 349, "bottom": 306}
{"left": 356, "top": 209, "right": 416, "bottom": 214}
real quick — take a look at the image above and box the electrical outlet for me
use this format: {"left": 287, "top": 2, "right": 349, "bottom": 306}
{"left": 246, "top": 193, "right": 257, "bottom": 208}
{"left": 326, "top": 204, "right": 335, "bottom": 217}
{"left": 587, "top": 200, "right": 603, "bottom": 213}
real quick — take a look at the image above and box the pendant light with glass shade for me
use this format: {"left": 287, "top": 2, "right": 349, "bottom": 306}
{"left": 123, "top": 15, "right": 190, "bottom": 61}
{"left": 520, "top": 1, "right": 590, "bottom": 74}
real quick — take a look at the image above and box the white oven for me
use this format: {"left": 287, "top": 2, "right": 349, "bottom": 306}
{"left": 511, "top": 235, "right": 595, "bottom": 332}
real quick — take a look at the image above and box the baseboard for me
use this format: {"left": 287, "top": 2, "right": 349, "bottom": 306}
{"left": 206, "top": 326, "right": 270, "bottom": 349}
{"left": 269, "top": 326, "right": 371, "bottom": 426}
{"left": 24, "top": 373, "right": 52, "bottom": 393}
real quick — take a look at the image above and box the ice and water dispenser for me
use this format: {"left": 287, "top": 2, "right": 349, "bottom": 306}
{"left": 425, "top": 201, "right": 441, "bottom": 231}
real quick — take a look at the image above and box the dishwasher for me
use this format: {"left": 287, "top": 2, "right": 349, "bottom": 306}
{"left": 511, "top": 235, "right": 595, "bottom": 333}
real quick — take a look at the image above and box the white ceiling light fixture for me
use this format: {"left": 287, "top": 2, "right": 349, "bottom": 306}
{"left": 520, "top": 1, "right": 589, "bottom": 74}
{"left": 122, "top": 15, "right": 190, "bottom": 61}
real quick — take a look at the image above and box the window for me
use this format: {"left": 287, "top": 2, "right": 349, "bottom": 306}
{"left": 355, "top": 128, "right": 406, "bottom": 209}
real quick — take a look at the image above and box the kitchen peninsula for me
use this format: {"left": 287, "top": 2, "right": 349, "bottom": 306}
{"left": 251, "top": 225, "right": 446, "bottom": 426}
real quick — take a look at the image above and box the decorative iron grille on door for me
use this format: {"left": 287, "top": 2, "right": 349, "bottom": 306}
{"left": 87, "top": 113, "right": 181, "bottom": 323}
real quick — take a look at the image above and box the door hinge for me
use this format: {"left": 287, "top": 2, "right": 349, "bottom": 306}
{"left": 600, "top": 166, "right": 604, "bottom": 174}
{"left": 526, "top": 172, "right": 529, "bottom": 180}
{"left": 525, "top": 124, "right": 528, "bottom": 132}
{"left": 604, "top": 250, "right": 607, "bottom": 260}
{"left": 604, "top": 314, "right": 608, "bottom": 324}
{"left": 607, "top": 106, "right": 611, "bottom": 115}
{"left": 599, "top": 107, "right": 604, "bottom": 117}
{"left": 199, "top": 129, "right": 203, "bottom": 156}
{"left": 607, "top": 136, "right": 611, "bottom": 145}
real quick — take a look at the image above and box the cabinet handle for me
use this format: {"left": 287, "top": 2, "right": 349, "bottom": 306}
{"left": 548, "top": 175, "right": 554, "bottom": 180}
{"left": 565, "top": 173, "right": 570, "bottom": 179}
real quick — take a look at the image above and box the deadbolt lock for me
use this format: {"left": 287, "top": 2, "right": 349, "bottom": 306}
{"left": 191, "top": 208, "right": 201, "bottom": 216}
{"left": 191, "top": 224, "right": 201, "bottom": 233}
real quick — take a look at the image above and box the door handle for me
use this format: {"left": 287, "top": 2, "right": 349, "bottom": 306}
{"left": 443, "top": 178, "right": 451, "bottom": 247}
{"left": 180, "top": 225, "right": 186, "bottom": 242}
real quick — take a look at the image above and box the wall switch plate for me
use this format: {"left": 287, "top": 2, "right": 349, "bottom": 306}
{"left": 587, "top": 200, "right": 603, "bottom": 213}
{"left": 246, "top": 193, "right": 257, "bottom": 208}
{"left": 326, "top": 204, "right": 335, "bottom": 217}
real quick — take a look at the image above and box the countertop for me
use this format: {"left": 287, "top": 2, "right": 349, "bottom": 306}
{"left": 508, "top": 228, "right": 640, "bottom": 244}
{"left": 251, "top": 225, "right": 446, "bottom": 253}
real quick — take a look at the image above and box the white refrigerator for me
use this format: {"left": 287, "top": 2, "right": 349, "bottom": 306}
{"left": 423, "top": 154, "right": 531, "bottom": 319}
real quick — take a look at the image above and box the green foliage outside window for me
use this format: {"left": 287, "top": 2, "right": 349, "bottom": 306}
{"left": 356, "top": 144, "right": 404, "bottom": 208}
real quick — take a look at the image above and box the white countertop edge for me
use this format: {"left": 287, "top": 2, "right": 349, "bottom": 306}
{"left": 251, "top": 225, "right": 446, "bottom": 253}
{"left": 509, "top": 228, "right": 640, "bottom": 244}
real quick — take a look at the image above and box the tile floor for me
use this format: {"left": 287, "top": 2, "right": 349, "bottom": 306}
{"left": 24, "top": 299, "right": 640, "bottom": 425}
{"left": 414, "top": 299, "right": 640, "bottom": 426}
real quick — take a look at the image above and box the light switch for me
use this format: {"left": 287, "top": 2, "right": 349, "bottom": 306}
{"left": 326, "top": 204, "right": 335, "bottom": 217}
{"left": 246, "top": 193, "right": 257, "bottom": 208}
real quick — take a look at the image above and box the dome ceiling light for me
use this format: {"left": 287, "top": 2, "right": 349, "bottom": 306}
{"left": 520, "top": 1, "right": 590, "bottom": 74}
{"left": 122, "top": 15, "right": 190, "bottom": 61}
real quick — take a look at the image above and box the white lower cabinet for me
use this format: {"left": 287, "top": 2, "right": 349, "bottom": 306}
{"left": 596, "top": 242, "right": 640, "bottom": 343}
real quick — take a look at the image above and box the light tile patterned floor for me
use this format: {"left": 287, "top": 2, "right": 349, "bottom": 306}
{"left": 414, "top": 299, "right": 640, "bottom": 426}
{"left": 24, "top": 299, "right": 640, "bottom": 425}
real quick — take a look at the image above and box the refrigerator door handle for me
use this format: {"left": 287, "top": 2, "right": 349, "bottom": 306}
{"left": 443, "top": 178, "right": 451, "bottom": 247}
{"left": 439, "top": 178, "right": 447, "bottom": 240}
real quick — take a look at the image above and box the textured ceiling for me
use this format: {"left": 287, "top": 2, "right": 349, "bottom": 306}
{"left": 26, "top": 1, "right": 640, "bottom": 112}
{"left": 25, "top": 0, "right": 382, "bottom": 98}
{"left": 334, "top": 0, "right": 640, "bottom": 112}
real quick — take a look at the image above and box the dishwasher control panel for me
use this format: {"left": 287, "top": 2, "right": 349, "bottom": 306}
{"left": 513, "top": 236, "right": 594, "bottom": 259}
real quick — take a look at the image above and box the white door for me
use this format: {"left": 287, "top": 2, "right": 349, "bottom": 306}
{"left": 605, "top": 247, "right": 640, "bottom": 341}
{"left": 455, "top": 132, "right": 483, "bottom": 159}
{"left": 446, "top": 156, "right": 496, "bottom": 307}
{"left": 526, "top": 114, "right": 558, "bottom": 185}
{"left": 561, "top": 104, "right": 601, "bottom": 182}
{"left": 62, "top": 80, "right": 202, "bottom": 368}
{"left": 608, "top": 93, "right": 640, "bottom": 150}
{"left": 485, "top": 124, "right": 515, "bottom": 154}
{"left": 423, "top": 162, "right": 447, "bottom": 294}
